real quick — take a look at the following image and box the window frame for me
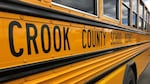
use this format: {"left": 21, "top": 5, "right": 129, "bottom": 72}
{"left": 102, "top": 0, "right": 120, "bottom": 20}
{"left": 52, "top": 0, "right": 99, "bottom": 17}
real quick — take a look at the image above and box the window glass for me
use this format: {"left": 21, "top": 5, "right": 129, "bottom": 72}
{"left": 103, "top": 0, "right": 119, "bottom": 19}
{"left": 139, "top": 18, "right": 143, "bottom": 29}
{"left": 123, "top": 0, "right": 130, "bottom": 7}
{"left": 132, "top": 13, "right": 137, "bottom": 27}
{"left": 139, "top": 3, "right": 143, "bottom": 17}
{"left": 147, "top": 12, "right": 149, "bottom": 22}
{"left": 132, "top": 0, "right": 137, "bottom": 28}
{"left": 149, "top": 14, "right": 150, "bottom": 28}
{"left": 139, "top": 1, "right": 144, "bottom": 30}
{"left": 143, "top": 21, "right": 146, "bottom": 30}
{"left": 122, "top": 5, "right": 129, "bottom": 25}
{"left": 149, "top": 14, "right": 150, "bottom": 24}
{"left": 149, "top": 14, "right": 150, "bottom": 23}
{"left": 132, "top": 0, "right": 138, "bottom": 13}
{"left": 144, "top": 9, "right": 147, "bottom": 20}
{"left": 52, "top": 0, "right": 97, "bottom": 15}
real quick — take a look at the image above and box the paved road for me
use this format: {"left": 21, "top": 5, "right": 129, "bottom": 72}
{"left": 138, "top": 63, "right": 150, "bottom": 84}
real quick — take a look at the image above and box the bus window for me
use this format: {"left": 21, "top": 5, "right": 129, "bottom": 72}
{"left": 132, "top": 0, "right": 138, "bottom": 28}
{"left": 139, "top": 2, "right": 144, "bottom": 29}
{"left": 147, "top": 12, "right": 149, "bottom": 28}
{"left": 103, "top": 0, "right": 119, "bottom": 19}
{"left": 122, "top": 0, "right": 130, "bottom": 26}
{"left": 52, "top": 0, "right": 97, "bottom": 15}
{"left": 148, "top": 13, "right": 150, "bottom": 31}
{"left": 143, "top": 9, "right": 148, "bottom": 31}
{"left": 143, "top": 8, "right": 146, "bottom": 30}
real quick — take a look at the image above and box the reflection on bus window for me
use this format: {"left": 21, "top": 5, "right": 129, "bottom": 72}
{"left": 139, "top": 3, "right": 143, "bottom": 17}
{"left": 103, "top": 0, "right": 119, "bottom": 19}
{"left": 123, "top": 0, "right": 130, "bottom": 7}
{"left": 132, "top": 0, "right": 138, "bottom": 13}
{"left": 132, "top": 0, "right": 138, "bottom": 28}
{"left": 122, "top": 0, "right": 130, "bottom": 26}
{"left": 139, "top": 18, "right": 143, "bottom": 29}
{"left": 132, "top": 13, "right": 137, "bottom": 27}
{"left": 52, "top": 0, "right": 97, "bottom": 15}
{"left": 139, "top": 1, "right": 144, "bottom": 30}
{"left": 122, "top": 5, "right": 129, "bottom": 25}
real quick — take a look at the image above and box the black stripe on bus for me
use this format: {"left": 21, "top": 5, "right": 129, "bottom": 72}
{"left": 0, "top": 0, "right": 147, "bottom": 34}
{"left": 86, "top": 47, "right": 150, "bottom": 84}
{"left": 0, "top": 42, "right": 148, "bottom": 82}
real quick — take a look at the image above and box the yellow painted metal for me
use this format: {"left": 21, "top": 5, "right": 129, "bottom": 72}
{"left": 133, "top": 48, "right": 150, "bottom": 77}
{"left": 96, "top": 65, "right": 126, "bottom": 84}
{"left": 0, "top": 11, "right": 150, "bottom": 69}
{"left": 0, "top": 0, "right": 150, "bottom": 83}
{"left": 20, "top": 0, "right": 50, "bottom": 8}
{"left": 95, "top": 47, "right": 150, "bottom": 84}
{"left": 4, "top": 42, "right": 150, "bottom": 84}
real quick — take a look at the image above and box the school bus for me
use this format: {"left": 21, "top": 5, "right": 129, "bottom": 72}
{"left": 0, "top": 0, "right": 150, "bottom": 84}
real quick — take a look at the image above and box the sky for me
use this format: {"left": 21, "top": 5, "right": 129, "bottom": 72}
{"left": 144, "top": 0, "right": 150, "bottom": 11}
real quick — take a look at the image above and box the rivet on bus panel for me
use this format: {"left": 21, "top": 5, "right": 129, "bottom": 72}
{"left": 23, "top": 59, "right": 27, "bottom": 63}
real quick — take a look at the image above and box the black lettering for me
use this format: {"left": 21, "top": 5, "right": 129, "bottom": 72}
{"left": 82, "top": 29, "right": 86, "bottom": 48}
{"left": 41, "top": 24, "right": 51, "bottom": 53}
{"left": 54, "top": 26, "right": 61, "bottom": 51}
{"left": 96, "top": 31, "right": 100, "bottom": 47}
{"left": 9, "top": 21, "right": 23, "bottom": 57}
{"left": 100, "top": 31, "right": 103, "bottom": 47}
{"left": 92, "top": 30, "right": 96, "bottom": 47}
{"left": 111, "top": 32, "right": 114, "bottom": 45}
{"left": 26, "top": 23, "right": 38, "bottom": 55}
{"left": 63, "top": 27, "right": 70, "bottom": 50}
{"left": 103, "top": 32, "right": 106, "bottom": 46}
{"left": 87, "top": 30, "right": 91, "bottom": 48}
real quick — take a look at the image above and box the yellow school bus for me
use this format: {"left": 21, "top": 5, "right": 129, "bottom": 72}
{"left": 0, "top": 0, "right": 150, "bottom": 84}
